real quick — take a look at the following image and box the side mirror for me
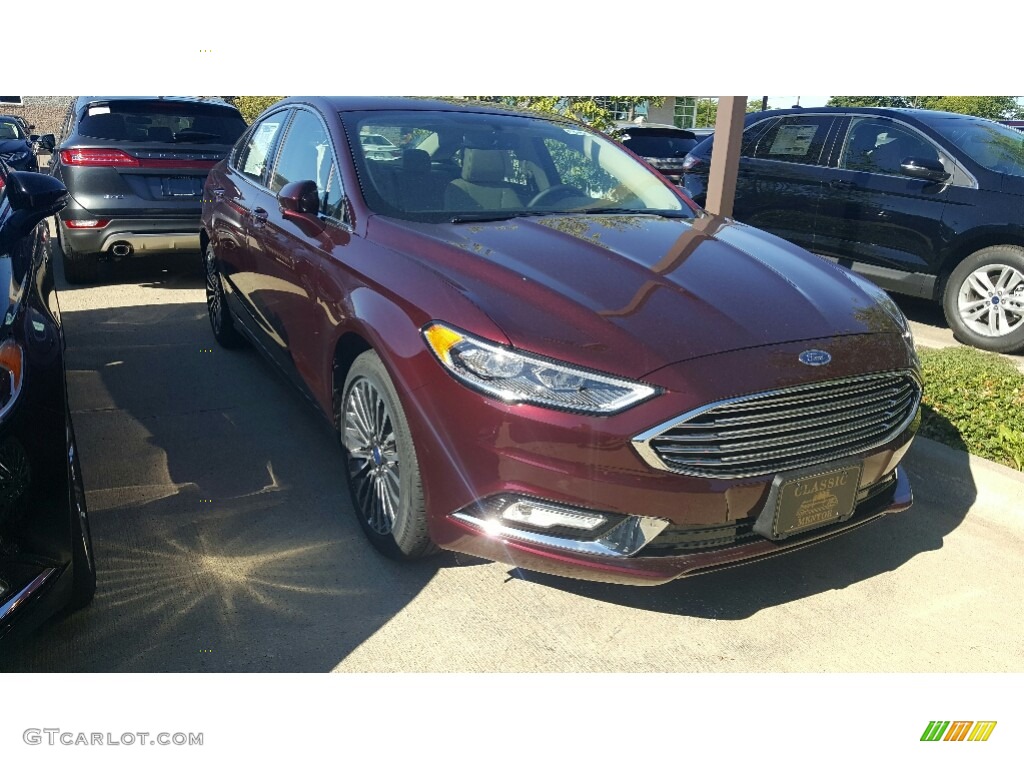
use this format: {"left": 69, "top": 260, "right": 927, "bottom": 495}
{"left": 36, "top": 134, "right": 56, "bottom": 153}
{"left": 5, "top": 171, "right": 68, "bottom": 215}
{"left": 900, "top": 157, "right": 950, "bottom": 183}
{"left": 278, "top": 180, "right": 324, "bottom": 235}
{"left": 0, "top": 172, "right": 68, "bottom": 253}
{"left": 278, "top": 180, "right": 321, "bottom": 218}
{"left": 30, "top": 134, "right": 40, "bottom": 143}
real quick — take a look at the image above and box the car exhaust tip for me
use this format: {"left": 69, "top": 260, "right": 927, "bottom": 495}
{"left": 110, "top": 242, "right": 133, "bottom": 258}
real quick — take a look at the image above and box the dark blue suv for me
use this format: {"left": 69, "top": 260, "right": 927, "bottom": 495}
{"left": 682, "top": 107, "right": 1024, "bottom": 353}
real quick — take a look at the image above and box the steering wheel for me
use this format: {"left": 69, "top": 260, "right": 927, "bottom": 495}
{"left": 528, "top": 184, "right": 582, "bottom": 208}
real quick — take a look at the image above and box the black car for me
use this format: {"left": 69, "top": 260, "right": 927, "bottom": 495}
{"left": 683, "top": 107, "right": 1024, "bottom": 353}
{"left": 0, "top": 162, "right": 95, "bottom": 646}
{"left": 616, "top": 122, "right": 704, "bottom": 184}
{"left": 37, "top": 96, "right": 247, "bottom": 284}
{"left": 0, "top": 115, "right": 39, "bottom": 173}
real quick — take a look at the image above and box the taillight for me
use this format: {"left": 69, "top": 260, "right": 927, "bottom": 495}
{"left": 59, "top": 148, "right": 217, "bottom": 170}
{"left": 0, "top": 175, "right": 5, "bottom": 190}
{"left": 65, "top": 219, "right": 111, "bottom": 228}
{"left": 680, "top": 154, "right": 704, "bottom": 172}
{"left": 61, "top": 148, "right": 140, "bottom": 167}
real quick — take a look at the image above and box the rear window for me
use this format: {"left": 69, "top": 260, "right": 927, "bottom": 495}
{"left": 620, "top": 129, "right": 698, "bottom": 158}
{"left": 77, "top": 100, "right": 247, "bottom": 144}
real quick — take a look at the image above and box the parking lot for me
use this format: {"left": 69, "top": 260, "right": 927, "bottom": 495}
{"left": 0, "top": 245, "right": 1020, "bottom": 673}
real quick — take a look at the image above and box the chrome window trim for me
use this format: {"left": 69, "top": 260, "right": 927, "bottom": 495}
{"left": 632, "top": 370, "right": 922, "bottom": 479}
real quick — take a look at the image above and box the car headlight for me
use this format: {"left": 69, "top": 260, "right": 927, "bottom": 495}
{"left": 423, "top": 322, "right": 659, "bottom": 415}
{"left": 8, "top": 150, "right": 30, "bottom": 161}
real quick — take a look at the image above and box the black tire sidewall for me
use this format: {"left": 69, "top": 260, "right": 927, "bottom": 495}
{"left": 943, "top": 246, "right": 1024, "bottom": 354}
{"left": 57, "top": 222, "right": 98, "bottom": 285}
{"left": 339, "top": 351, "right": 432, "bottom": 560}
{"left": 205, "top": 243, "right": 242, "bottom": 348}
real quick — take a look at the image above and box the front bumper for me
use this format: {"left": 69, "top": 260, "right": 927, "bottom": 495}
{"left": 403, "top": 332, "right": 919, "bottom": 586}
{"left": 438, "top": 468, "right": 911, "bottom": 586}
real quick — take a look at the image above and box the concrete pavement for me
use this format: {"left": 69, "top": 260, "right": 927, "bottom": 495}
{"left": 1, "top": 247, "right": 1021, "bottom": 673}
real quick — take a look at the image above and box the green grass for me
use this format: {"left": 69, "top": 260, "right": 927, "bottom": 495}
{"left": 918, "top": 346, "right": 1024, "bottom": 471}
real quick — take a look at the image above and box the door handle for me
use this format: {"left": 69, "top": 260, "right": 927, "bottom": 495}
{"left": 251, "top": 207, "right": 269, "bottom": 226}
{"left": 829, "top": 180, "right": 854, "bottom": 190}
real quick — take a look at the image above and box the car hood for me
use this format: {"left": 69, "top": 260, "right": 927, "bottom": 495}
{"left": 374, "top": 212, "right": 903, "bottom": 377}
{"left": 0, "top": 139, "right": 29, "bottom": 154}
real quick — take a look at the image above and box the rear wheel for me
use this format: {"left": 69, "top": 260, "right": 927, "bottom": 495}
{"left": 57, "top": 223, "right": 99, "bottom": 285}
{"left": 339, "top": 350, "right": 436, "bottom": 560}
{"left": 205, "top": 242, "right": 243, "bottom": 348}
{"left": 943, "top": 246, "right": 1024, "bottom": 353}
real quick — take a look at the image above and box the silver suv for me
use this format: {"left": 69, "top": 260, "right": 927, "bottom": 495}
{"left": 40, "top": 97, "right": 247, "bottom": 283}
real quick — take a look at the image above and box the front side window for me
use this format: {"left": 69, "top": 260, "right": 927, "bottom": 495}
{"left": 269, "top": 109, "right": 333, "bottom": 194}
{"left": 840, "top": 118, "right": 942, "bottom": 175}
{"left": 342, "top": 109, "right": 690, "bottom": 222}
{"left": 924, "top": 115, "right": 1024, "bottom": 177}
{"left": 749, "top": 116, "right": 835, "bottom": 166}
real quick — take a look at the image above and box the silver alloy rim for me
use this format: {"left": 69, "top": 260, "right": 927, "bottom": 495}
{"left": 957, "top": 263, "right": 1024, "bottom": 337}
{"left": 342, "top": 378, "right": 401, "bottom": 535}
{"left": 205, "top": 249, "right": 223, "bottom": 330}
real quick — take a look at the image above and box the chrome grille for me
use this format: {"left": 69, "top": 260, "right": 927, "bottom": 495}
{"left": 634, "top": 372, "right": 921, "bottom": 479}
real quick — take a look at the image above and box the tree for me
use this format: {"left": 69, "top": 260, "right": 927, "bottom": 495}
{"left": 471, "top": 97, "right": 663, "bottom": 133}
{"left": 827, "top": 95, "right": 1023, "bottom": 119}
{"left": 231, "top": 96, "right": 285, "bottom": 123}
{"left": 747, "top": 98, "right": 767, "bottom": 113}
{"left": 694, "top": 98, "right": 717, "bottom": 128}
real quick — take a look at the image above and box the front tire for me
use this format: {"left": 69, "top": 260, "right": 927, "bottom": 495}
{"left": 943, "top": 246, "right": 1024, "bottom": 353}
{"left": 66, "top": 427, "right": 96, "bottom": 610}
{"left": 339, "top": 350, "right": 435, "bottom": 560}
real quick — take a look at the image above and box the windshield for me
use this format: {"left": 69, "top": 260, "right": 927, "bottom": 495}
{"left": 0, "top": 119, "right": 25, "bottom": 140}
{"left": 342, "top": 109, "right": 691, "bottom": 222}
{"left": 78, "top": 100, "right": 247, "bottom": 144}
{"left": 924, "top": 114, "right": 1024, "bottom": 177}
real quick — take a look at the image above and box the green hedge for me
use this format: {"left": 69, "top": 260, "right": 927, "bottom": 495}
{"left": 918, "top": 346, "right": 1024, "bottom": 471}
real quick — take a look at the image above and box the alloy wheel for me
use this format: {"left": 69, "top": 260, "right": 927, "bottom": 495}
{"left": 957, "top": 263, "right": 1024, "bottom": 338}
{"left": 342, "top": 378, "right": 401, "bottom": 535}
{"left": 205, "top": 247, "right": 224, "bottom": 332}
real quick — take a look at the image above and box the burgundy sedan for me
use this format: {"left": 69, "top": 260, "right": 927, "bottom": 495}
{"left": 200, "top": 97, "right": 921, "bottom": 586}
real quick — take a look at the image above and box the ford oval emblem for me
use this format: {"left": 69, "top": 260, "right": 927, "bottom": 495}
{"left": 799, "top": 350, "right": 832, "bottom": 366}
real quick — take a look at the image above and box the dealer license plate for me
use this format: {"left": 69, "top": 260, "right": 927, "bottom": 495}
{"left": 768, "top": 464, "right": 862, "bottom": 539}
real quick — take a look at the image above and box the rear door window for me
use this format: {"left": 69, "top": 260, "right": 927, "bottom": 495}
{"left": 749, "top": 115, "right": 836, "bottom": 166}
{"left": 235, "top": 112, "right": 289, "bottom": 187}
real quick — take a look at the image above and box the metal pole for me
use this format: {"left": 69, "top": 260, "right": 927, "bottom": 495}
{"left": 704, "top": 96, "right": 746, "bottom": 218}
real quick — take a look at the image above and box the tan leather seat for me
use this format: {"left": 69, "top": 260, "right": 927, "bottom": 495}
{"left": 444, "top": 149, "right": 524, "bottom": 211}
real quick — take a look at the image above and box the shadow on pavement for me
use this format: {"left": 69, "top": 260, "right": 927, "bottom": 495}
{"left": 516, "top": 418, "right": 976, "bottom": 620}
{"left": 0, "top": 300, "right": 460, "bottom": 672}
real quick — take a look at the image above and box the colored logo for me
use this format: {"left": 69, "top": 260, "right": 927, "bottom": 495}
{"left": 921, "top": 721, "right": 997, "bottom": 742}
{"left": 798, "top": 349, "right": 831, "bottom": 366}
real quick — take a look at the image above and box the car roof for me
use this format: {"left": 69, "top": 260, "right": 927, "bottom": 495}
{"left": 279, "top": 96, "right": 577, "bottom": 122}
{"left": 748, "top": 106, "right": 986, "bottom": 121}
{"left": 73, "top": 95, "right": 237, "bottom": 110}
